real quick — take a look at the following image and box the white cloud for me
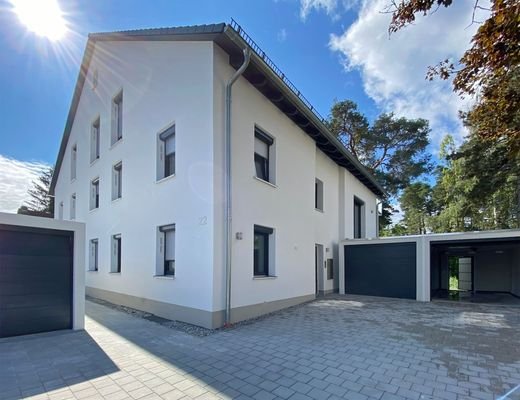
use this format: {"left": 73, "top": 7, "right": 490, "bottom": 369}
{"left": 299, "top": 0, "right": 360, "bottom": 20}
{"left": 328, "top": 0, "right": 484, "bottom": 150}
{"left": 0, "top": 155, "right": 49, "bottom": 213}
{"left": 277, "top": 28, "right": 288, "bottom": 42}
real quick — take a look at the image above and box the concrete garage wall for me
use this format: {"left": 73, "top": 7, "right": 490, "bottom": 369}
{"left": 475, "top": 251, "right": 512, "bottom": 292}
{"left": 0, "top": 212, "right": 85, "bottom": 331}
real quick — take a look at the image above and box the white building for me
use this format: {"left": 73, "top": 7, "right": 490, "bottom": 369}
{"left": 50, "top": 22, "right": 384, "bottom": 328}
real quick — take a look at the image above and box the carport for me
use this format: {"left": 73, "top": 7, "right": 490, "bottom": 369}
{"left": 340, "top": 230, "right": 520, "bottom": 304}
{"left": 430, "top": 234, "right": 520, "bottom": 304}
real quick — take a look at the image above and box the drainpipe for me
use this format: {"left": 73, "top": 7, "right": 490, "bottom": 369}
{"left": 224, "top": 47, "right": 251, "bottom": 327}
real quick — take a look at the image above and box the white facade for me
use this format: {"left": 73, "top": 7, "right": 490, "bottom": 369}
{"left": 53, "top": 37, "right": 380, "bottom": 328}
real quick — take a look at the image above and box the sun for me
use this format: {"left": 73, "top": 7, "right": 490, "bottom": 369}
{"left": 11, "top": 0, "right": 67, "bottom": 41}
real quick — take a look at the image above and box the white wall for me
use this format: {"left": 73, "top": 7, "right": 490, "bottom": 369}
{"left": 54, "top": 41, "right": 216, "bottom": 313}
{"left": 212, "top": 44, "right": 379, "bottom": 311}
{"left": 0, "top": 212, "right": 85, "bottom": 330}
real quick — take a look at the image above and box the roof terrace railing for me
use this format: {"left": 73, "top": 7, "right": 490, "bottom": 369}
{"left": 229, "top": 18, "right": 327, "bottom": 124}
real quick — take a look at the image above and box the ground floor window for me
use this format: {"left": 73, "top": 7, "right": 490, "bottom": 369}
{"left": 254, "top": 225, "right": 273, "bottom": 276}
{"left": 111, "top": 234, "right": 121, "bottom": 273}
{"left": 158, "top": 224, "right": 175, "bottom": 276}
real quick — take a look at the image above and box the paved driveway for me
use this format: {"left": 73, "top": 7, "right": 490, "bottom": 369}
{"left": 1, "top": 296, "right": 519, "bottom": 400}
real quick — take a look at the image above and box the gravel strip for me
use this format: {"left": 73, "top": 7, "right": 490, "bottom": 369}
{"left": 86, "top": 295, "right": 316, "bottom": 336}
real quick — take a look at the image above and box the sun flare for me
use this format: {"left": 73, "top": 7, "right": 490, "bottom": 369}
{"left": 12, "top": 0, "right": 67, "bottom": 41}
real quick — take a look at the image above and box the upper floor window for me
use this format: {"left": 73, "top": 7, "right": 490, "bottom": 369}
{"left": 254, "top": 225, "right": 274, "bottom": 277}
{"left": 71, "top": 144, "right": 77, "bottom": 180}
{"left": 315, "top": 178, "right": 324, "bottom": 211}
{"left": 112, "top": 162, "right": 122, "bottom": 200}
{"left": 157, "top": 124, "right": 175, "bottom": 180}
{"left": 70, "top": 193, "right": 76, "bottom": 220}
{"left": 354, "top": 197, "right": 365, "bottom": 239}
{"left": 90, "top": 117, "right": 100, "bottom": 163}
{"left": 58, "top": 201, "right": 64, "bottom": 220}
{"left": 111, "top": 90, "right": 123, "bottom": 145}
{"left": 254, "top": 128, "right": 274, "bottom": 183}
{"left": 90, "top": 178, "right": 100, "bottom": 210}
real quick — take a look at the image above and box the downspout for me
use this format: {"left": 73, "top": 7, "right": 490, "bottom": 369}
{"left": 224, "top": 47, "right": 251, "bottom": 327}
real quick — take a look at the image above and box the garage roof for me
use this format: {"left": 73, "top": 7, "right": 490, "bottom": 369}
{"left": 49, "top": 20, "right": 385, "bottom": 197}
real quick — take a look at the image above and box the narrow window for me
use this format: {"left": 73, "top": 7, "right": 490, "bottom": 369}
{"left": 254, "top": 225, "right": 273, "bottom": 276}
{"left": 111, "top": 91, "right": 123, "bottom": 145}
{"left": 91, "top": 118, "right": 100, "bottom": 162}
{"left": 112, "top": 162, "right": 122, "bottom": 200}
{"left": 70, "top": 193, "right": 76, "bottom": 220}
{"left": 315, "top": 178, "right": 324, "bottom": 211}
{"left": 157, "top": 125, "right": 175, "bottom": 180}
{"left": 354, "top": 197, "right": 365, "bottom": 239}
{"left": 90, "top": 178, "right": 99, "bottom": 210}
{"left": 326, "top": 259, "right": 334, "bottom": 280}
{"left": 111, "top": 234, "right": 122, "bottom": 273}
{"left": 89, "top": 239, "right": 98, "bottom": 271}
{"left": 71, "top": 144, "right": 77, "bottom": 180}
{"left": 254, "top": 128, "right": 273, "bottom": 182}
{"left": 159, "top": 224, "right": 175, "bottom": 276}
{"left": 58, "top": 201, "right": 64, "bottom": 220}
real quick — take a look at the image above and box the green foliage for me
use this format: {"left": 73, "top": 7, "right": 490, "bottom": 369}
{"left": 17, "top": 167, "right": 54, "bottom": 218}
{"left": 327, "top": 99, "right": 432, "bottom": 232}
{"left": 400, "top": 182, "right": 433, "bottom": 234}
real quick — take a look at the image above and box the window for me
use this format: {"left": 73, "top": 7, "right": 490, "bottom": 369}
{"left": 158, "top": 224, "right": 175, "bottom": 276}
{"left": 89, "top": 239, "right": 99, "bottom": 271}
{"left": 315, "top": 178, "right": 324, "bottom": 211}
{"left": 157, "top": 125, "right": 175, "bottom": 180}
{"left": 111, "top": 91, "right": 123, "bottom": 145}
{"left": 70, "top": 193, "right": 76, "bottom": 220}
{"left": 111, "top": 234, "right": 122, "bottom": 273}
{"left": 90, "top": 118, "right": 100, "bottom": 162}
{"left": 58, "top": 201, "right": 64, "bottom": 220}
{"left": 90, "top": 178, "right": 100, "bottom": 210}
{"left": 354, "top": 197, "right": 365, "bottom": 239}
{"left": 254, "top": 225, "right": 273, "bottom": 276}
{"left": 326, "top": 259, "right": 334, "bottom": 280}
{"left": 71, "top": 144, "right": 77, "bottom": 180}
{"left": 112, "top": 162, "right": 122, "bottom": 200}
{"left": 254, "top": 128, "right": 273, "bottom": 183}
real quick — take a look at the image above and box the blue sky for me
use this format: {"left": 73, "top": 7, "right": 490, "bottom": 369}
{"left": 0, "top": 0, "right": 480, "bottom": 212}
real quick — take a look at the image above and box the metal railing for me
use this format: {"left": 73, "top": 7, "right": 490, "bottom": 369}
{"left": 229, "top": 18, "right": 327, "bottom": 124}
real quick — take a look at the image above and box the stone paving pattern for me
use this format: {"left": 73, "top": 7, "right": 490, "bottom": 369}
{"left": 1, "top": 295, "right": 519, "bottom": 400}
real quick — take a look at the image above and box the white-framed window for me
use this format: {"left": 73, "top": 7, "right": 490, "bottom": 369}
{"left": 70, "top": 193, "right": 76, "bottom": 220}
{"left": 157, "top": 224, "right": 175, "bottom": 276}
{"left": 254, "top": 127, "right": 275, "bottom": 184}
{"left": 71, "top": 144, "right": 77, "bottom": 180}
{"left": 90, "top": 178, "right": 100, "bottom": 210}
{"left": 253, "top": 225, "right": 275, "bottom": 277}
{"left": 111, "top": 234, "right": 122, "bottom": 273}
{"left": 354, "top": 197, "right": 365, "bottom": 239}
{"left": 315, "top": 178, "right": 324, "bottom": 211}
{"left": 89, "top": 239, "right": 99, "bottom": 271}
{"left": 90, "top": 117, "right": 100, "bottom": 162}
{"left": 112, "top": 162, "right": 122, "bottom": 200}
{"left": 58, "top": 201, "right": 64, "bottom": 220}
{"left": 111, "top": 90, "right": 123, "bottom": 145}
{"left": 157, "top": 124, "right": 175, "bottom": 180}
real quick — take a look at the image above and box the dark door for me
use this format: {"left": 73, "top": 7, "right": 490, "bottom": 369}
{"left": 345, "top": 242, "right": 416, "bottom": 299}
{"left": 0, "top": 225, "right": 73, "bottom": 338}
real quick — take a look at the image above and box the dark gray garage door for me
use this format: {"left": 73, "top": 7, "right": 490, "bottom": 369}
{"left": 345, "top": 242, "right": 416, "bottom": 299}
{"left": 0, "top": 224, "right": 73, "bottom": 338}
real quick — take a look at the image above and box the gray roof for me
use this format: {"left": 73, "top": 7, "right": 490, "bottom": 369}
{"left": 50, "top": 22, "right": 384, "bottom": 197}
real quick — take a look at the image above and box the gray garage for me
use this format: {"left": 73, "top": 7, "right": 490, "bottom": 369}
{"left": 0, "top": 213, "right": 85, "bottom": 338}
{"left": 344, "top": 242, "right": 417, "bottom": 299}
{"left": 340, "top": 230, "right": 520, "bottom": 304}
